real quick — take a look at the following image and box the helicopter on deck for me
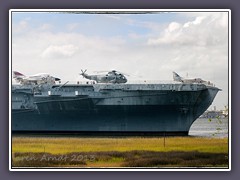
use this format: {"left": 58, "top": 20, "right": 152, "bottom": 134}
{"left": 79, "top": 69, "right": 128, "bottom": 84}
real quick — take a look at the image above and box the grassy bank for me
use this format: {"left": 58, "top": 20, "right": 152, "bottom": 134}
{"left": 12, "top": 136, "right": 228, "bottom": 154}
{"left": 12, "top": 136, "right": 228, "bottom": 168}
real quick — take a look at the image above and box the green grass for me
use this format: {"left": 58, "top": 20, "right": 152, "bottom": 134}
{"left": 12, "top": 136, "right": 228, "bottom": 154}
{"left": 12, "top": 136, "right": 229, "bottom": 168}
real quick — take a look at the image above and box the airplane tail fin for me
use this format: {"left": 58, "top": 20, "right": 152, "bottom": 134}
{"left": 13, "top": 71, "right": 25, "bottom": 78}
{"left": 173, "top": 71, "right": 183, "bottom": 82}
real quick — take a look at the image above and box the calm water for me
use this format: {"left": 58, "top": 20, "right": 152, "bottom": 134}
{"left": 189, "top": 118, "right": 229, "bottom": 138}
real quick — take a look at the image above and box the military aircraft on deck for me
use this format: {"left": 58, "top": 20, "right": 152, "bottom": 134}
{"left": 173, "top": 71, "right": 207, "bottom": 84}
{"left": 79, "top": 69, "right": 128, "bottom": 84}
{"left": 13, "top": 71, "right": 61, "bottom": 85}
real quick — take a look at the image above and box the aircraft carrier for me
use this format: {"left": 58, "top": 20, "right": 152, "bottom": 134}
{"left": 11, "top": 78, "right": 220, "bottom": 135}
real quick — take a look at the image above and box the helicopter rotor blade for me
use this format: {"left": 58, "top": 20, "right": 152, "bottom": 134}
{"left": 93, "top": 70, "right": 130, "bottom": 76}
{"left": 93, "top": 70, "right": 109, "bottom": 74}
{"left": 80, "top": 70, "right": 87, "bottom": 79}
{"left": 80, "top": 69, "right": 87, "bottom": 75}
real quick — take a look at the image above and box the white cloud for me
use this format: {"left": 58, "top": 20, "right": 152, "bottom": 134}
{"left": 183, "top": 16, "right": 206, "bottom": 27}
{"left": 41, "top": 44, "right": 79, "bottom": 58}
{"left": 167, "top": 22, "right": 181, "bottom": 32}
{"left": 40, "top": 23, "right": 53, "bottom": 31}
{"left": 67, "top": 23, "right": 80, "bottom": 31}
{"left": 147, "top": 13, "right": 228, "bottom": 47}
{"left": 13, "top": 20, "right": 28, "bottom": 33}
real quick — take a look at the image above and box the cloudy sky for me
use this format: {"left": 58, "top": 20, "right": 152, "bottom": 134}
{"left": 11, "top": 10, "right": 229, "bottom": 110}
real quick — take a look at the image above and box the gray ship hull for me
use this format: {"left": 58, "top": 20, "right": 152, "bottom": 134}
{"left": 11, "top": 83, "right": 219, "bottom": 135}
